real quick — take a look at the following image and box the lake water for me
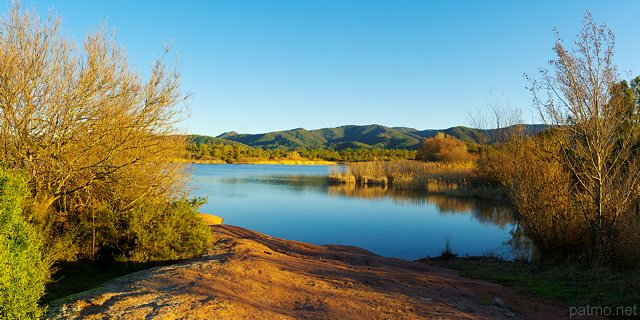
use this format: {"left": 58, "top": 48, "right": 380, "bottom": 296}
{"left": 189, "top": 164, "right": 517, "bottom": 260}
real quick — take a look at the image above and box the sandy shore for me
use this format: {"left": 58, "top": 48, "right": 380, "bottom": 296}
{"left": 48, "top": 225, "right": 584, "bottom": 319}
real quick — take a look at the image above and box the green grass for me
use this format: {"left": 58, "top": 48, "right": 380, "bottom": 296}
{"left": 434, "top": 256, "right": 640, "bottom": 308}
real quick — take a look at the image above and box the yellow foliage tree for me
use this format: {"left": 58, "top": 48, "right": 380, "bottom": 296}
{"left": 530, "top": 12, "right": 640, "bottom": 264}
{"left": 417, "top": 133, "right": 472, "bottom": 163}
{"left": 0, "top": 4, "right": 208, "bottom": 261}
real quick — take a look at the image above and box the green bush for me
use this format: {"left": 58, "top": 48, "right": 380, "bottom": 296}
{"left": 122, "top": 197, "right": 211, "bottom": 262}
{"left": 0, "top": 168, "right": 50, "bottom": 319}
{"left": 48, "top": 194, "right": 212, "bottom": 262}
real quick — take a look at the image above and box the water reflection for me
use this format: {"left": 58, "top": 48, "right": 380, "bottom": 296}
{"left": 506, "top": 224, "right": 535, "bottom": 261}
{"left": 214, "top": 173, "right": 516, "bottom": 229}
{"left": 218, "top": 174, "right": 328, "bottom": 192}
{"left": 193, "top": 164, "right": 521, "bottom": 259}
{"left": 327, "top": 183, "right": 515, "bottom": 228}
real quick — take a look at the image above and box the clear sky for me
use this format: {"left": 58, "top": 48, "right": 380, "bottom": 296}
{"left": 15, "top": 1, "right": 640, "bottom": 136}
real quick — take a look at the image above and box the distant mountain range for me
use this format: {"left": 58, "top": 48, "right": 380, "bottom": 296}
{"left": 188, "top": 124, "right": 547, "bottom": 151}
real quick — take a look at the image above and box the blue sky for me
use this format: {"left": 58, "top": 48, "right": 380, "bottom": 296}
{"left": 16, "top": 1, "right": 640, "bottom": 136}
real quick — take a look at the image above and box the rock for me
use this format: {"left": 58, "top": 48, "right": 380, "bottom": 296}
{"left": 198, "top": 213, "right": 223, "bottom": 225}
{"left": 492, "top": 298, "right": 509, "bottom": 309}
{"left": 48, "top": 225, "right": 558, "bottom": 319}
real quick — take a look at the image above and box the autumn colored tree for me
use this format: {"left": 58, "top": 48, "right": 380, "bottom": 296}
{"left": 417, "top": 133, "right": 472, "bottom": 162}
{"left": 528, "top": 12, "right": 640, "bottom": 264}
{"left": 0, "top": 4, "right": 209, "bottom": 261}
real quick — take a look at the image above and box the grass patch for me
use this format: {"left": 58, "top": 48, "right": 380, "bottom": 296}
{"left": 433, "top": 256, "right": 640, "bottom": 308}
{"left": 438, "top": 237, "right": 458, "bottom": 260}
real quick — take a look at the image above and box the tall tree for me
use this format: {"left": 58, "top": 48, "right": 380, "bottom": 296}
{"left": 530, "top": 11, "right": 640, "bottom": 262}
{"left": 0, "top": 4, "right": 208, "bottom": 261}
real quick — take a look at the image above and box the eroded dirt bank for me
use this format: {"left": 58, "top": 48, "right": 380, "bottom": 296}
{"left": 48, "top": 225, "right": 581, "bottom": 319}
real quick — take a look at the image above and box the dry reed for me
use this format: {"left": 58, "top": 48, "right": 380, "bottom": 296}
{"left": 328, "top": 161, "right": 505, "bottom": 199}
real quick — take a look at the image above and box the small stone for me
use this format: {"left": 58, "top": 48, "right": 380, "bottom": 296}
{"left": 491, "top": 298, "right": 509, "bottom": 309}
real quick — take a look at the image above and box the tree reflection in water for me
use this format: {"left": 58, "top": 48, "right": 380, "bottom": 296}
{"left": 205, "top": 169, "right": 530, "bottom": 259}
{"left": 327, "top": 183, "right": 515, "bottom": 227}
{"left": 327, "top": 183, "right": 533, "bottom": 259}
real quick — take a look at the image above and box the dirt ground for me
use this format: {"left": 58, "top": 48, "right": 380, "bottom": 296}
{"left": 48, "top": 225, "right": 601, "bottom": 319}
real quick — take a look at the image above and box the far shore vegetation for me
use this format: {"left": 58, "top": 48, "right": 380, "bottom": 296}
{"left": 326, "top": 133, "right": 509, "bottom": 201}
{"left": 183, "top": 143, "right": 418, "bottom": 164}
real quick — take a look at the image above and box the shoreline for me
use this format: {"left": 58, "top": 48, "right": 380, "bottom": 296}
{"left": 48, "top": 225, "right": 577, "bottom": 319}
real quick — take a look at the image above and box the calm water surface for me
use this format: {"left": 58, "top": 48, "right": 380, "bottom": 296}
{"left": 190, "top": 164, "right": 517, "bottom": 260}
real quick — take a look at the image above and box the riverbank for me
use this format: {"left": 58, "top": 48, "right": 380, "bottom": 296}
{"left": 48, "top": 225, "right": 581, "bottom": 319}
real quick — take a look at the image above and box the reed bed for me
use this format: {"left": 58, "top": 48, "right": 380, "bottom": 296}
{"left": 329, "top": 161, "right": 507, "bottom": 200}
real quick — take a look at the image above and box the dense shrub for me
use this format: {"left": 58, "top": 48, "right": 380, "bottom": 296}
{"left": 489, "top": 139, "right": 588, "bottom": 260}
{"left": 124, "top": 198, "right": 212, "bottom": 262}
{"left": 477, "top": 134, "right": 640, "bottom": 265}
{"left": 0, "top": 168, "right": 49, "bottom": 319}
{"left": 417, "top": 133, "right": 473, "bottom": 163}
{"left": 62, "top": 197, "right": 211, "bottom": 262}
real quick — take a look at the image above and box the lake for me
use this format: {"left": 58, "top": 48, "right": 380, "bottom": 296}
{"left": 189, "top": 163, "right": 517, "bottom": 260}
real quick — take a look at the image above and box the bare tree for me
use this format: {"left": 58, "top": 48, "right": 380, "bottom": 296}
{"left": 467, "top": 91, "right": 524, "bottom": 144}
{"left": 530, "top": 11, "right": 640, "bottom": 261}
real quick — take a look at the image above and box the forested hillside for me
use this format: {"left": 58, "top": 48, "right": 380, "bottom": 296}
{"left": 192, "top": 124, "right": 546, "bottom": 151}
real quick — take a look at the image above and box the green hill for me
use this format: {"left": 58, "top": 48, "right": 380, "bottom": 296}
{"left": 189, "top": 124, "right": 545, "bottom": 151}
{"left": 187, "top": 134, "right": 250, "bottom": 147}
